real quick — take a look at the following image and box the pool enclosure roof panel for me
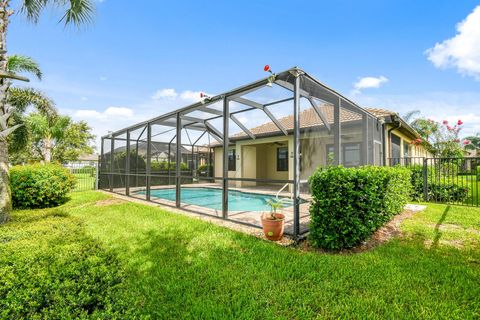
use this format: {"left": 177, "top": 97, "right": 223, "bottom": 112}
{"left": 103, "top": 67, "right": 376, "bottom": 139}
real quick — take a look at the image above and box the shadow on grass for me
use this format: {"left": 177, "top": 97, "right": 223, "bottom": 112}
{"left": 432, "top": 205, "right": 450, "bottom": 249}
{"left": 118, "top": 220, "right": 480, "bottom": 319}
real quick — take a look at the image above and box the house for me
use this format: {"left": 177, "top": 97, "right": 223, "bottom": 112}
{"left": 213, "top": 106, "right": 430, "bottom": 187}
{"left": 99, "top": 67, "right": 432, "bottom": 238}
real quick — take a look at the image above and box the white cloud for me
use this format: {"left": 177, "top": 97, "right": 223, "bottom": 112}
{"left": 426, "top": 6, "right": 480, "bottom": 80}
{"left": 354, "top": 76, "right": 389, "bottom": 92}
{"left": 104, "top": 107, "right": 133, "bottom": 117}
{"left": 99, "top": 76, "right": 108, "bottom": 81}
{"left": 151, "top": 88, "right": 206, "bottom": 103}
{"left": 81, "top": 96, "right": 88, "bottom": 101}
{"left": 74, "top": 106, "right": 133, "bottom": 119}
{"left": 179, "top": 90, "right": 203, "bottom": 102}
{"left": 354, "top": 91, "right": 480, "bottom": 137}
{"left": 152, "top": 88, "right": 178, "bottom": 100}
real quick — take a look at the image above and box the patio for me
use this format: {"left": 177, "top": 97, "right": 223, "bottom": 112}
{"left": 99, "top": 67, "right": 382, "bottom": 239}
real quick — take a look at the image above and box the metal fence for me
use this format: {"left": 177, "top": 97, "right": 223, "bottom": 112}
{"left": 64, "top": 160, "right": 98, "bottom": 192}
{"left": 388, "top": 157, "right": 479, "bottom": 207}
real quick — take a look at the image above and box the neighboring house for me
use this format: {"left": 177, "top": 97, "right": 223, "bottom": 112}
{"left": 213, "top": 106, "right": 430, "bottom": 186}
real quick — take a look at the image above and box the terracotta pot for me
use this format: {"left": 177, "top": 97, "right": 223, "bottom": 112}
{"left": 261, "top": 213, "right": 285, "bottom": 241}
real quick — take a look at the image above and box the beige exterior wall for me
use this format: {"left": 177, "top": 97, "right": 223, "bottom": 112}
{"left": 214, "top": 126, "right": 367, "bottom": 183}
{"left": 384, "top": 124, "right": 431, "bottom": 160}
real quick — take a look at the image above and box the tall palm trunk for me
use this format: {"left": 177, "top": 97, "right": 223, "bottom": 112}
{"left": 44, "top": 136, "right": 52, "bottom": 163}
{"left": 0, "top": 0, "right": 13, "bottom": 223}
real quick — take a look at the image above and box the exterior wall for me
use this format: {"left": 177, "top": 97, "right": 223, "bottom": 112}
{"left": 213, "top": 147, "right": 237, "bottom": 178}
{"left": 384, "top": 124, "right": 431, "bottom": 161}
{"left": 214, "top": 126, "right": 367, "bottom": 183}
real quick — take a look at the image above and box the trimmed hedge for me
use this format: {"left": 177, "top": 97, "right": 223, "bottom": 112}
{"left": 308, "top": 166, "right": 411, "bottom": 250}
{"left": 10, "top": 164, "right": 76, "bottom": 209}
{"left": 406, "top": 165, "right": 470, "bottom": 203}
{"left": 428, "top": 184, "right": 469, "bottom": 203}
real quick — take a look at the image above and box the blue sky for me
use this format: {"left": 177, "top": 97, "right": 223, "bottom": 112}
{"left": 8, "top": 0, "right": 480, "bottom": 147}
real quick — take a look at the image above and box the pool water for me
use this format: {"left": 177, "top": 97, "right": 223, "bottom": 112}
{"left": 139, "top": 187, "right": 293, "bottom": 211}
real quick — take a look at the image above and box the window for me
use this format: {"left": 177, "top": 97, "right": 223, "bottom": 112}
{"left": 228, "top": 149, "right": 236, "bottom": 171}
{"left": 344, "top": 143, "right": 361, "bottom": 167}
{"left": 403, "top": 141, "right": 410, "bottom": 157}
{"left": 391, "top": 134, "right": 401, "bottom": 159}
{"left": 326, "top": 143, "right": 362, "bottom": 167}
{"left": 277, "top": 147, "right": 288, "bottom": 171}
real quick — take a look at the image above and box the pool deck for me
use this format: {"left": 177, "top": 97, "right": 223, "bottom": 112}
{"left": 114, "top": 183, "right": 311, "bottom": 235}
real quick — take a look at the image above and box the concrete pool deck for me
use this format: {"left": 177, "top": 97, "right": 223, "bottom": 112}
{"left": 109, "top": 183, "right": 312, "bottom": 236}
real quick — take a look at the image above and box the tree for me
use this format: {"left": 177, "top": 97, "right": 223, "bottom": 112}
{"left": 1, "top": 54, "right": 55, "bottom": 222}
{"left": 52, "top": 119, "right": 95, "bottom": 163}
{"left": 410, "top": 117, "right": 467, "bottom": 158}
{"left": 28, "top": 113, "right": 70, "bottom": 163}
{"left": 463, "top": 133, "right": 480, "bottom": 153}
{"left": 0, "top": 0, "right": 94, "bottom": 223}
{"left": 12, "top": 113, "right": 95, "bottom": 164}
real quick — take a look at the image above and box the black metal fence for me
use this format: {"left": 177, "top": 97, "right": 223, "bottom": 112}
{"left": 64, "top": 161, "right": 98, "bottom": 192}
{"left": 388, "top": 157, "right": 479, "bottom": 207}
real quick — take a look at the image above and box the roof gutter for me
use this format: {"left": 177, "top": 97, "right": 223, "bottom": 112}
{"left": 383, "top": 114, "right": 402, "bottom": 163}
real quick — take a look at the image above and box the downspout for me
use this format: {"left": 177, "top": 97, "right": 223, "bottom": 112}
{"left": 383, "top": 114, "right": 401, "bottom": 165}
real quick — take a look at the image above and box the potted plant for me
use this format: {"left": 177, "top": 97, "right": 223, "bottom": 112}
{"left": 261, "top": 199, "right": 285, "bottom": 241}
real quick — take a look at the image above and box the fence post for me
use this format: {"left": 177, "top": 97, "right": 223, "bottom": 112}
{"left": 423, "top": 157, "right": 428, "bottom": 201}
{"left": 95, "top": 160, "right": 99, "bottom": 190}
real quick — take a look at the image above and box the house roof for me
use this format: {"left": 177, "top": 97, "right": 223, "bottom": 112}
{"left": 231, "top": 106, "right": 395, "bottom": 140}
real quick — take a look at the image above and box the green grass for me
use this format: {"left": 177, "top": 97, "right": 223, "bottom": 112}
{"left": 72, "top": 173, "right": 96, "bottom": 191}
{"left": 1, "top": 192, "right": 480, "bottom": 319}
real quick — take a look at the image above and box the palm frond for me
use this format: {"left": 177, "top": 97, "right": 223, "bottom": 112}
{"left": 20, "top": 0, "right": 48, "bottom": 24}
{"left": 7, "top": 55, "right": 42, "bottom": 80}
{"left": 20, "top": 0, "right": 95, "bottom": 27}
{"left": 7, "top": 87, "right": 56, "bottom": 115}
{"left": 403, "top": 110, "right": 421, "bottom": 124}
{"left": 60, "top": 0, "right": 95, "bottom": 26}
{"left": 7, "top": 113, "right": 29, "bottom": 153}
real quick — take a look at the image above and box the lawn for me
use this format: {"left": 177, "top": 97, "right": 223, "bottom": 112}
{"left": 72, "top": 173, "right": 96, "bottom": 191}
{"left": 1, "top": 191, "right": 479, "bottom": 319}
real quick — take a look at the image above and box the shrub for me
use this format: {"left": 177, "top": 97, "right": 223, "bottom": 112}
{"left": 151, "top": 161, "right": 188, "bottom": 171}
{"left": 0, "top": 208, "right": 133, "bottom": 318}
{"left": 197, "top": 164, "right": 213, "bottom": 176}
{"left": 308, "top": 166, "right": 411, "bottom": 250}
{"left": 408, "top": 164, "right": 424, "bottom": 201}
{"left": 406, "top": 165, "right": 470, "bottom": 203}
{"left": 428, "top": 184, "right": 469, "bottom": 203}
{"left": 10, "top": 164, "right": 76, "bottom": 209}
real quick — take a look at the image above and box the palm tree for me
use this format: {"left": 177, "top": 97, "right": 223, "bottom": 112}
{"left": 27, "top": 113, "right": 70, "bottom": 163}
{"left": 0, "top": 0, "right": 94, "bottom": 223}
{"left": 402, "top": 110, "right": 420, "bottom": 124}
{"left": 0, "top": 55, "right": 55, "bottom": 223}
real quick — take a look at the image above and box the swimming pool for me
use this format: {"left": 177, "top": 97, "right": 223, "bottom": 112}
{"left": 138, "top": 187, "right": 292, "bottom": 211}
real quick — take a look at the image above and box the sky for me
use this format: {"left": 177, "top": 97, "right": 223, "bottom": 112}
{"left": 8, "top": 0, "right": 480, "bottom": 149}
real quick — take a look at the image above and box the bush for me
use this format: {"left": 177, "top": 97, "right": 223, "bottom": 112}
{"left": 408, "top": 164, "right": 424, "bottom": 201}
{"left": 197, "top": 164, "right": 213, "bottom": 176}
{"left": 308, "top": 166, "right": 411, "bottom": 250}
{"left": 428, "top": 184, "right": 469, "bottom": 202}
{"left": 151, "top": 161, "right": 188, "bottom": 171}
{"left": 10, "top": 164, "right": 76, "bottom": 209}
{"left": 0, "top": 208, "right": 133, "bottom": 318}
{"left": 406, "top": 165, "right": 470, "bottom": 203}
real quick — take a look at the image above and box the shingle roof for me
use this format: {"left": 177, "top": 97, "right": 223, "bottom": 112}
{"left": 232, "top": 106, "right": 394, "bottom": 139}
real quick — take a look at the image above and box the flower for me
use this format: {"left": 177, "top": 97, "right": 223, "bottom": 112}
{"left": 443, "top": 120, "right": 448, "bottom": 125}
{"left": 457, "top": 120, "right": 463, "bottom": 126}
{"left": 463, "top": 140, "right": 471, "bottom": 145}
{"left": 447, "top": 125, "right": 452, "bottom": 131}
{"left": 454, "top": 138, "right": 460, "bottom": 143}
{"left": 264, "top": 65, "right": 270, "bottom": 72}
